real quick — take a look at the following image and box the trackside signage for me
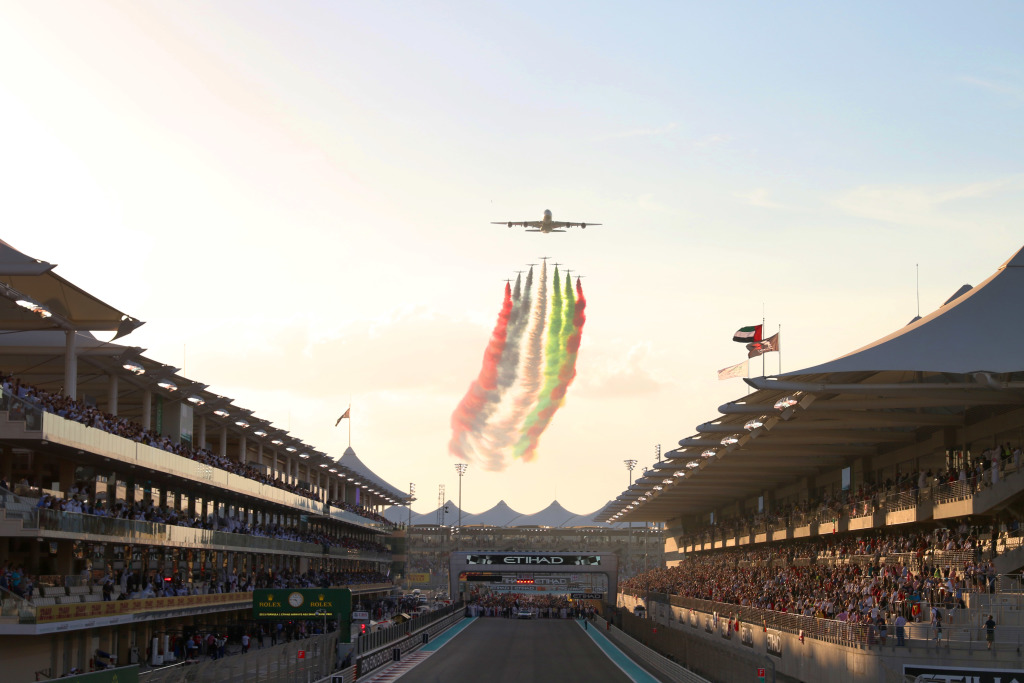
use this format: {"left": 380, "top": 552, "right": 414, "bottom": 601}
{"left": 252, "top": 588, "right": 351, "bottom": 620}
{"left": 465, "top": 554, "right": 601, "bottom": 566}
{"left": 766, "top": 628, "right": 782, "bottom": 658}
{"left": 903, "top": 664, "right": 1024, "bottom": 683}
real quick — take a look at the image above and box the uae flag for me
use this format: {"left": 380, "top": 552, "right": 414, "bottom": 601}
{"left": 746, "top": 332, "right": 781, "bottom": 358}
{"left": 732, "top": 325, "right": 762, "bottom": 343}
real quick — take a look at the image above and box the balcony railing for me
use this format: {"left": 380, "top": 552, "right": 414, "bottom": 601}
{"left": 0, "top": 389, "right": 389, "bottom": 531}
{"left": 8, "top": 506, "right": 391, "bottom": 562}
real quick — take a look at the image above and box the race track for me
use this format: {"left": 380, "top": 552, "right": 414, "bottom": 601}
{"left": 399, "top": 617, "right": 636, "bottom": 683}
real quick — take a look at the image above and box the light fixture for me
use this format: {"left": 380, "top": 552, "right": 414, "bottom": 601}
{"left": 673, "top": 470, "right": 686, "bottom": 477}
{"left": 720, "top": 435, "right": 739, "bottom": 446}
{"left": 686, "top": 461, "right": 700, "bottom": 469}
{"left": 701, "top": 449, "right": 716, "bottom": 458}
{"left": 663, "top": 478, "right": 674, "bottom": 485}
{"left": 235, "top": 419, "right": 250, "bottom": 428}
{"left": 187, "top": 394, "right": 205, "bottom": 406}
{"left": 774, "top": 392, "right": 801, "bottom": 410}
{"left": 122, "top": 360, "right": 145, "bottom": 375}
{"left": 271, "top": 438, "right": 283, "bottom": 445}
{"left": 285, "top": 446, "right": 297, "bottom": 453}
{"left": 254, "top": 429, "right": 268, "bottom": 437}
{"left": 347, "top": 477, "right": 354, "bottom": 481}
{"left": 299, "top": 453, "right": 309, "bottom": 459}
{"left": 329, "top": 468, "right": 337, "bottom": 473}
{"left": 361, "top": 484, "right": 367, "bottom": 488}
{"left": 653, "top": 485, "right": 663, "bottom": 491}
{"left": 213, "top": 408, "right": 230, "bottom": 418}
{"left": 319, "top": 463, "right": 328, "bottom": 468}
{"left": 157, "top": 380, "right": 177, "bottom": 392}
{"left": 15, "top": 299, "right": 52, "bottom": 318}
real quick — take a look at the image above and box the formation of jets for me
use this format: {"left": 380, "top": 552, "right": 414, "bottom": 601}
{"left": 492, "top": 209, "right": 602, "bottom": 234}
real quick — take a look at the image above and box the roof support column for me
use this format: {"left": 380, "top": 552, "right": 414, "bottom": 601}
{"left": 197, "top": 414, "right": 206, "bottom": 451}
{"left": 238, "top": 435, "right": 247, "bottom": 464}
{"left": 219, "top": 427, "right": 228, "bottom": 458}
{"left": 256, "top": 441, "right": 263, "bottom": 467}
{"left": 141, "top": 389, "right": 152, "bottom": 431}
{"left": 107, "top": 373, "right": 119, "bottom": 415}
{"left": 63, "top": 330, "right": 78, "bottom": 399}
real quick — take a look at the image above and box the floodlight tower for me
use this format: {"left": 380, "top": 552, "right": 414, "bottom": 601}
{"left": 454, "top": 463, "right": 468, "bottom": 548}
{"left": 624, "top": 459, "right": 638, "bottom": 563}
{"left": 407, "top": 483, "right": 416, "bottom": 529}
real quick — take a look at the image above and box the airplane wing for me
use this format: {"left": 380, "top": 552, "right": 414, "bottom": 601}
{"left": 552, "top": 222, "right": 602, "bottom": 229}
{"left": 492, "top": 221, "right": 544, "bottom": 228}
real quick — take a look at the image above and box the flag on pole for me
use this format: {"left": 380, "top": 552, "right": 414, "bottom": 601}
{"left": 746, "top": 332, "right": 781, "bottom": 358}
{"left": 732, "top": 325, "right": 762, "bottom": 343}
{"left": 334, "top": 407, "right": 351, "bottom": 427}
{"left": 718, "top": 359, "right": 749, "bottom": 380}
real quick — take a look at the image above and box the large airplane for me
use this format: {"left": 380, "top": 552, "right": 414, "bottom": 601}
{"left": 492, "top": 209, "right": 601, "bottom": 233}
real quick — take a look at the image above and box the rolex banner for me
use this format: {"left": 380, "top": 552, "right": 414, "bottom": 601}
{"left": 718, "top": 360, "right": 748, "bottom": 380}
{"left": 253, "top": 588, "right": 351, "bottom": 619}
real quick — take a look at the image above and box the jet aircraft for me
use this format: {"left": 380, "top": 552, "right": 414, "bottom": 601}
{"left": 492, "top": 210, "right": 601, "bottom": 233}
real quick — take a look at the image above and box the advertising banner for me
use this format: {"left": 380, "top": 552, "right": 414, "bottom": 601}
{"left": 252, "top": 588, "right": 352, "bottom": 620}
{"left": 408, "top": 573, "right": 431, "bottom": 584}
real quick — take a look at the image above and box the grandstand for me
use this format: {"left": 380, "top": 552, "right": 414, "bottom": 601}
{"left": 598, "top": 245, "right": 1024, "bottom": 682}
{"left": 0, "top": 241, "right": 407, "bottom": 681}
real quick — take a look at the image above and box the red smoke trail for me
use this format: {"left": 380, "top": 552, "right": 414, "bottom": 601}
{"left": 449, "top": 282, "right": 514, "bottom": 460}
{"left": 521, "top": 278, "right": 587, "bottom": 462}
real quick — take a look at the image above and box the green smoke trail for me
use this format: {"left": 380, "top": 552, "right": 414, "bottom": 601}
{"left": 515, "top": 266, "right": 565, "bottom": 458}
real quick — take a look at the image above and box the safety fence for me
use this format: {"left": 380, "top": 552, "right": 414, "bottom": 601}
{"left": 633, "top": 591, "right": 1024, "bottom": 651}
{"left": 139, "top": 632, "right": 340, "bottom": 683}
{"left": 353, "top": 606, "right": 465, "bottom": 679}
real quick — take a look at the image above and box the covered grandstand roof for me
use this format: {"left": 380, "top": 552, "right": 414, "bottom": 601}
{"left": 598, "top": 243, "right": 1024, "bottom": 524}
{"left": 384, "top": 499, "right": 626, "bottom": 528}
{"left": 790, "top": 245, "right": 1024, "bottom": 375}
{"left": 0, "top": 239, "right": 143, "bottom": 336}
{"left": 336, "top": 446, "right": 407, "bottom": 501}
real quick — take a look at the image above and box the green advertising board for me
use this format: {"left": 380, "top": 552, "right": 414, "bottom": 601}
{"left": 59, "top": 665, "right": 139, "bottom": 683}
{"left": 253, "top": 588, "right": 351, "bottom": 620}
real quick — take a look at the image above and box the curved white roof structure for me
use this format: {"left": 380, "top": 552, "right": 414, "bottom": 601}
{"left": 792, "top": 245, "right": 1024, "bottom": 375}
{"left": 384, "top": 499, "right": 625, "bottom": 528}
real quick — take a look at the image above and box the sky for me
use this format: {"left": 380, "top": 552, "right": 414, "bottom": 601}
{"left": 1, "top": 2, "right": 1022, "bottom": 517}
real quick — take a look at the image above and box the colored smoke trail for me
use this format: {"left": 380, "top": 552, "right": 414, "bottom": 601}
{"left": 495, "top": 269, "right": 531, "bottom": 394}
{"left": 518, "top": 277, "right": 587, "bottom": 462}
{"left": 448, "top": 282, "right": 514, "bottom": 461}
{"left": 479, "top": 262, "right": 548, "bottom": 467}
{"left": 515, "top": 266, "right": 565, "bottom": 459}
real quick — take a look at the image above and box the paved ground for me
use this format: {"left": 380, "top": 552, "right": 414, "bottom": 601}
{"left": 397, "top": 617, "right": 636, "bottom": 683}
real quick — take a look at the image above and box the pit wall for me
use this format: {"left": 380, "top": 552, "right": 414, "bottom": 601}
{"left": 617, "top": 593, "right": 1024, "bottom": 683}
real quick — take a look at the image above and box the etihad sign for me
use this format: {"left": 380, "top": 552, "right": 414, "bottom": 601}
{"left": 465, "top": 554, "right": 601, "bottom": 566}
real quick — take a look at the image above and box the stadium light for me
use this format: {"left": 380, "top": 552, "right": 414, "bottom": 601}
{"left": 686, "top": 461, "right": 699, "bottom": 469}
{"left": 235, "top": 419, "right": 250, "bottom": 429}
{"left": 122, "top": 359, "right": 145, "bottom": 375}
{"left": 254, "top": 429, "right": 268, "bottom": 437}
{"left": 328, "top": 468, "right": 337, "bottom": 473}
{"left": 285, "top": 446, "right": 297, "bottom": 452}
{"left": 299, "top": 453, "right": 309, "bottom": 459}
{"left": 663, "top": 478, "right": 674, "bottom": 485}
{"left": 319, "top": 463, "right": 328, "bottom": 468}
{"left": 157, "top": 380, "right": 177, "bottom": 392}
{"left": 720, "top": 435, "right": 739, "bottom": 446}
{"left": 186, "top": 394, "right": 205, "bottom": 406}
{"left": 15, "top": 299, "right": 52, "bottom": 318}
{"left": 213, "top": 408, "right": 230, "bottom": 418}
{"left": 743, "top": 418, "right": 763, "bottom": 431}
{"left": 271, "top": 438, "right": 284, "bottom": 445}
{"left": 701, "top": 449, "right": 716, "bottom": 458}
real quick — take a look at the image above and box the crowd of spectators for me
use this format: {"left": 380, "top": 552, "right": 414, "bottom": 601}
{"left": 467, "top": 591, "right": 592, "bottom": 619}
{"left": 30, "top": 490, "right": 390, "bottom": 554}
{"left": 2, "top": 375, "right": 395, "bottom": 529}
{"left": 690, "top": 448, "right": 1023, "bottom": 548}
{"left": 623, "top": 524, "right": 1005, "bottom": 635}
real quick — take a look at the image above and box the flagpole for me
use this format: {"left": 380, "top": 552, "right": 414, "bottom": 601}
{"left": 778, "top": 324, "right": 782, "bottom": 375}
{"left": 762, "top": 307, "right": 766, "bottom": 378}
{"left": 348, "top": 403, "right": 352, "bottom": 448}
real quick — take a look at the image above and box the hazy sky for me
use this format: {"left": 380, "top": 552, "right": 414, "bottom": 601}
{"left": 2, "top": 2, "right": 1022, "bottom": 516}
